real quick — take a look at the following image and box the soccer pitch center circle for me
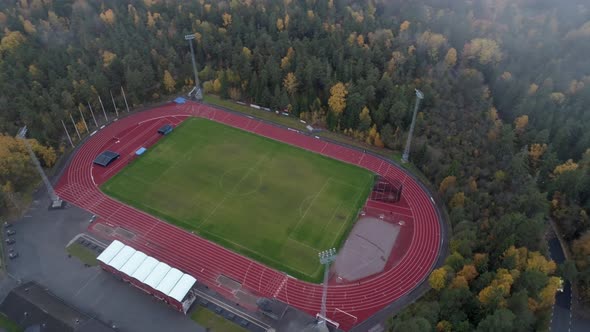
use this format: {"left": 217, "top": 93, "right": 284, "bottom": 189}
{"left": 55, "top": 101, "right": 445, "bottom": 331}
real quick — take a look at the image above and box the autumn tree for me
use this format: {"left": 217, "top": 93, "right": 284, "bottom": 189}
{"left": 222, "top": 13, "right": 232, "bottom": 27}
{"left": 514, "top": 115, "right": 529, "bottom": 134}
{"left": 328, "top": 82, "right": 347, "bottom": 116}
{"left": 0, "top": 31, "right": 26, "bottom": 53}
{"left": 463, "top": 38, "right": 503, "bottom": 65}
{"left": 99, "top": 9, "right": 115, "bottom": 25}
{"left": 283, "top": 72, "right": 298, "bottom": 96}
{"left": 429, "top": 267, "right": 448, "bottom": 291}
{"left": 444, "top": 48, "right": 457, "bottom": 67}
{"left": 163, "top": 70, "right": 176, "bottom": 93}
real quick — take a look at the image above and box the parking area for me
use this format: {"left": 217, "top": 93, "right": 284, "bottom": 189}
{"left": 1, "top": 195, "right": 204, "bottom": 332}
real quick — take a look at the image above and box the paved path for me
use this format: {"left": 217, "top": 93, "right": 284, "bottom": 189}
{"left": 548, "top": 234, "right": 590, "bottom": 332}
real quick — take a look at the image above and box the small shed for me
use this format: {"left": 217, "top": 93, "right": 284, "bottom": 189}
{"left": 157, "top": 124, "right": 173, "bottom": 135}
{"left": 93, "top": 151, "right": 120, "bottom": 167}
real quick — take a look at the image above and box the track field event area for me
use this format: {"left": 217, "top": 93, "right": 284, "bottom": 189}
{"left": 102, "top": 118, "right": 373, "bottom": 281}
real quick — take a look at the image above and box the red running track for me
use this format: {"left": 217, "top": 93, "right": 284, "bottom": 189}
{"left": 55, "top": 101, "right": 441, "bottom": 331}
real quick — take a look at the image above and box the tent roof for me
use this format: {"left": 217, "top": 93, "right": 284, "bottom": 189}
{"left": 97, "top": 241, "right": 197, "bottom": 303}
{"left": 155, "top": 268, "right": 184, "bottom": 295}
{"left": 131, "top": 256, "right": 159, "bottom": 282}
{"left": 119, "top": 251, "right": 147, "bottom": 276}
{"left": 169, "top": 274, "right": 197, "bottom": 302}
{"left": 108, "top": 246, "right": 136, "bottom": 270}
{"left": 144, "top": 262, "right": 171, "bottom": 290}
{"left": 96, "top": 240, "right": 124, "bottom": 264}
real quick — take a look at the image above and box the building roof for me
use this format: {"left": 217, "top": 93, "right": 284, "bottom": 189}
{"left": 119, "top": 251, "right": 147, "bottom": 276}
{"left": 96, "top": 240, "right": 125, "bottom": 264}
{"left": 144, "top": 262, "right": 171, "bottom": 290}
{"left": 108, "top": 246, "right": 136, "bottom": 270}
{"left": 131, "top": 256, "right": 159, "bottom": 282}
{"left": 169, "top": 274, "right": 197, "bottom": 302}
{"left": 156, "top": 268, "right": 184, "bottom": 295}
{"left": 98, "top": 241, "right": 197, "bottom": 303}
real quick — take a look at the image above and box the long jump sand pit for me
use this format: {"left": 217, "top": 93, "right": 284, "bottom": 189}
{"left": 333, "top": 216, "right": 400, "bottom": 282}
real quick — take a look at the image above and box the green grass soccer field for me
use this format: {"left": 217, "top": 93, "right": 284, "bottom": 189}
{"left": 102, "top": 118, "right": 373, "bottom": 282}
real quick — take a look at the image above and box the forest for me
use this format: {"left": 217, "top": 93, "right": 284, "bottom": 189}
{"left": 0, "top": 0, "right": 589, "bottom": 331}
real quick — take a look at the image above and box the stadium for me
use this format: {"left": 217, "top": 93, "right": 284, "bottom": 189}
{"left": 55, "top": 100, "right": 444, "bottom": 331}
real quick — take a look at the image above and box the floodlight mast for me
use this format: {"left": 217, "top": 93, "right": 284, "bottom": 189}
{"left": 185, "top": 34, "right": 203, "bottom": 100}
{"left": 317, "top": 248, "right": 337, "bottom": 330}
{"left": 401, "top": 89, "right": 425, "bottom": 163}
{"left": 16, "top": 126, "right": 63, "bottom": 208}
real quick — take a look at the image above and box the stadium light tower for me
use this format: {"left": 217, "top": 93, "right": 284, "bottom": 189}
{"left": 401, "top": 89, "right": 425, "bottom": 164}
{"left": 16, "top": 126, "right": 63, "bottom": 209}
{"left": 184, "top": 34, "right": 203, "bottom": 100}
{"left": 316, "top": 248, "right": 337, "bottom": 331}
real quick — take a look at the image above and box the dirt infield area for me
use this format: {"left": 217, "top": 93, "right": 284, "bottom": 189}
{"left": 333, "top": 217, "right": 399, "bottom": 282}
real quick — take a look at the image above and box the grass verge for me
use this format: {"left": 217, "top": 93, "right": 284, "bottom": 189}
{"left": 66, "top": 242, "right": 99, "bottom": 266}
{"left": 0, "top": 313, "right": 23, "bottom": 332}
{"left": 190, "top": 307, "right": 248, "bottom": 332}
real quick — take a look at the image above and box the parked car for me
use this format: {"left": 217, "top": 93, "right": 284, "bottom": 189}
{"left": 3, "top": 222, "right": 12, "bottom": 228}
{"left": 6, "top": 229, "right": 15, "bottom": 236}
{"left": 5, "top": 238, "right": 15, "bottom": 245}
{"left": 8, "top": 252, "right": 19, "bottom": 259}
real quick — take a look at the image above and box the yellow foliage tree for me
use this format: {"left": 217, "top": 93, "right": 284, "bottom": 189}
{"left": 283, "top": 72, "right": 298, "bottom": 96}
{"left": 418, "top": 31, "right": 447, "bottom": 60}
{"left": 281, "top": 47, "right": 295, "bottom": 70}
{"left": 242, "top": 47, "right": 252, "bottom": 59}
{"left": 222, "top": 13, "right": 232, "bottom": 27}
{"left": 468, "top": 177, "right": 478, "bottom": 191}
{"left": 163, "top": 70, "right": 176, "bottom": 93}
{"left": 514, "top": 115, "right": 529, "bottom": 133}
{"left": 501, "top": 71, "right": 512, "bottom": 80}
{"left": 76, "top": 121, "right": 87, "bottom": 135}
{"left": 436, "top": 320, "right": 452, "bottom": 332}
{"left": 438, "top": 176, "right": 457, "bottom": 194}
{"left": 22, "top": 19, "right": 36, "bottom": 34}
{"left": 572, "top": 231, "right": 590, "bottom": 270}
{"left": 101, "top": 50, "right": 117, "bottom": 67}
{"left": 553, "top": 159, "right": 579, "bottom": 175}
{"left": 100, "top": 9, "right": 116, "bottom": 25}
{"left": 550, "top": 92, "right": 566, "bottom": 104}
{"left": 463, "top": 38, "right": 503, "bottom": 65}
{"left": 458, "top": 264, "right": 479, "bottom": 282}
{"left": 0, "top": 30, "right": 26, "bottom": 53}
{"left": 528, "top": 144, "right": 547, "bottom": 168}
{"left": 213, "top": 78, "right": 222, "bottom": 94}
{"left": 328, "top": 82, "right": 347, "bottom": 116}
{"left": 450, "top": 192, "right": 465, "bottom": 208}
{"left": 526, "top": 252, "right": 557, "bottom": 274}
{"left": 450, "top": 275, "right": 468, "bottom": 289}
{"left": 528, "top": 83, "right": 539, "bottom": 95}
{"left": 429, "top": 267, "right": 447, "bottom": 291}
{"left": 374, "top": 133, "right": 384, "bottom": 148}
{"left": 399, "top": 20, "right": 410, "bottom": 33}
{"left": 276, "top": 18, "right": 284, "bottom": 31}
{"left": 356, "top": 34, "right": 365, "bottom": 47}
{"left": 444, "top": 48, "right": 457, "bottom": 67}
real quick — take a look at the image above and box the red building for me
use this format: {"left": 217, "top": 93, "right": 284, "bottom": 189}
{"left": 97, "top": 240, "right": 197, "bottom": 314}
